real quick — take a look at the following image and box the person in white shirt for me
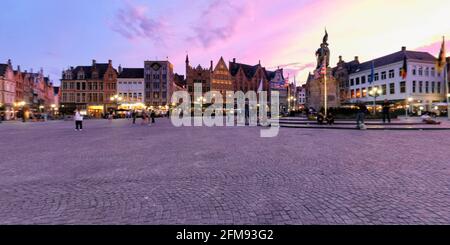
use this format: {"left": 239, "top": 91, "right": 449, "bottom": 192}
{"left": 74, "top": 109, "right": 84, "bottom": 131}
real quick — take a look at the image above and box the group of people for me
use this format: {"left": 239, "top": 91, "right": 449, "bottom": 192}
{"left": 73, "top": 109, "right": 158, "bottom": 131}
{"left": 316, "top": 110, "right": 335, "bottom": 125}
{"left": 356, "top": 100, "right": 392, "bottom": 129}
{"left": 132, "top": 109, "right": 156, "bottom": 126}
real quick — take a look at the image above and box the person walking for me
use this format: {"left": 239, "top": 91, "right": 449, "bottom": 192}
{"left": 108, "top": 111, "right": 114, "bottom": 122}
{"left": 132, "top": 110, "right": 137, "bottom": 124}
{"left": 141, "top": 110, "right": 148, "bottom": 125}
{"left": 326, "top": 112, "right": 335, "bottom": 125}
{"left": 151, "top": 110, "right": 156, "bottom": 124}
{"left": 356, "top": 102, "right": 367, "bottom": 129}
{"left": 74, "top": 109, "right": 83, "bottom": 131}
{"left": 382, "top": 99, "right": 391, "bottom": 123}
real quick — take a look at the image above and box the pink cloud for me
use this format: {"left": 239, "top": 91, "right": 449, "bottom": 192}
{"left": 188, "top": 0, "right": 248, "bottom": 48}
{"left": 111, "top": 1, "right": 166, "bottom": 43}
{"left": 415, "top": 39, "right": 449, "bottom": 56}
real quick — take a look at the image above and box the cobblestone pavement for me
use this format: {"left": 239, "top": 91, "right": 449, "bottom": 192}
{"left": 0, "top": 119, "right": 450, "bottom": 224}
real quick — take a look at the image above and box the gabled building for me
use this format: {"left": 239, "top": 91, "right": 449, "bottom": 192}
{"left": 229, "top": 58, "right": 270, "bottom": 94}
{"left": 342, "top": 47, "right": 446, "bottom": 111}
{"left": 211, "top": 57, "right": 234, "bottom": 98}
{"left": 0, "top": 60, "right": 15, "bottom": 119}
{"left": 144, "top": 60, "right": 174, "bottom": 108}
{"left": 267, "top": 68, "right": 288, "bottom": 113}
{"left": 14, "top": 66, "right": 24, "bottom": 103}
{"left": 185, "top": 55, "right": 212, "bottom": 102}
{"left": 117, "top": 66, "right": 145, "bottom": 110}
{"left": 60, "top": 60, "right": 117, "bottom": 117}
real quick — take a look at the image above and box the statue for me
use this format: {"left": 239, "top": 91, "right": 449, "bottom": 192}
{"left": 315, "top": 30, "right": 330, "bottom": 69}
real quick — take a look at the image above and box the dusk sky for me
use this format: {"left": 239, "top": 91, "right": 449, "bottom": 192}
{"left": 1, "top": 0, "right": 450, "bottom": 86}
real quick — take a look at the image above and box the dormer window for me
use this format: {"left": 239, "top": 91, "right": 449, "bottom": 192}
{"left": 78, "top": 72, "right": 85, "bottom": 80}
{"left": 92, "top": 72, "right": 98, "bottom": 79}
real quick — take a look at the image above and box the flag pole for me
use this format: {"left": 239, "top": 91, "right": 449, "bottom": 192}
{"left": 446, "top": 61, "right": 449, "bottom": 120}
{"left": 324, "top": 55, "right": 328, "bottom": 116}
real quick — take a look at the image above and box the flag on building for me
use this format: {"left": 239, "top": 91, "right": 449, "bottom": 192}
{"left": 368, "top": 61, "right": 375, "bottom": 84}
{"left": 436, "top": 36, "right": 446, "bottom": 73}
{"left": 400, "top": 56, "right": 408, "bottom": 79}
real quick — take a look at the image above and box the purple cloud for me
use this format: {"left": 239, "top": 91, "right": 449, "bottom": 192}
{"left": 111, "top": 1, "right": 166, "bottom": 43}
{"left": 188, "top": 0, "right": 247, "bottom": 48}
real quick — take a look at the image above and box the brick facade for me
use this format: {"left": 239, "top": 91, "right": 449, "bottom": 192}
{"left": 60, "top": 60, "right": 117, "bottom": 117}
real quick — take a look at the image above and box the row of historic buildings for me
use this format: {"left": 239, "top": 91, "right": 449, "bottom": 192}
{"left": 306, "top": 32, "right": 450, "bottom": 113}
{"left": 59, "top": 57, "right": 295, "bottom": 117}
{"left": 0, "top": 59, "right": 57, "bottom": 120}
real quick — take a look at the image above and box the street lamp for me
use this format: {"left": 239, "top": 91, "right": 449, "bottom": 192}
{"left": 110, "top": 95, "right": 123, "bottom": 106}
{"left": 406, "top": 97, "right": 413, "bottom": 117}
{"left": 110, "top": 95, "right": 123, "bottom": 118}
{"left": 365, "top": 87, "right": 383, "bottom": 114}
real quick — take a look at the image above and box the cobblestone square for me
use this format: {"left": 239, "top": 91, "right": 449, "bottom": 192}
{"left": 0, "top": 119, "right": 449, "bottom": 224}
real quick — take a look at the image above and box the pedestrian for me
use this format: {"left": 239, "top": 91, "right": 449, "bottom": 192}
{"left": 382, "top": 99, "right": 391, "bottom": 123}
{"left": 74, "top": 109, "right": 83, "bottom": 131}
{"left": 141, "top": 110, "right": 148, "bottom": 125}
{"left": 132, "top": 110, "right": 137, "bottom": 124}
{"left": 356, "top": 102, "right": 367, "bottom": 129}
{"left": 151, "top": 110, "right": 156, "bottom": 124}
{"left": 22, "top": 110, "right": 27, "bottom": 123}
{"left": 326, "top": 112, "right": 335, "bottom": 125}
{"left": 108, "top": 111, "right": 113, "bottom": 122}
{"left": 317, "top": 110, "right": 325, "bottom": 125}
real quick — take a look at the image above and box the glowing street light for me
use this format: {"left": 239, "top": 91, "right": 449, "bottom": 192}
{"left": 406, "top": 97, "right": 414, "bottom": 117}
{"left": 366, "top": 87, "right": 383, "bottom": 114}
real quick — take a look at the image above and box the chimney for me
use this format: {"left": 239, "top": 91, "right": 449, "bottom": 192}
{"left": 92, "top": 59, "right": 96, "bottom": 67}
{"left": 7, "top": 59, "right": 12, "bottom": 66}
{"left": 354, "top": 56, "right": 359, "bottom": 62}
{"left": 210, "top": 60, "right": 213, "bottom": 70}
{"left": 339, "top": 56, "right": 343, "bottom": 62}
{"left": 118, "top": 65, "right": 123, "bottom": 74}
{"left": 401, "top": 46, "right": 406, "bottom": 51}
{"left": 17, "top": 65, "right": 21, "bottom": 72}
{"left": 70, "top": 66, "right": 74, "bottom": 70}
{"left": 259, "top": 60, "right": 261, "bottom": 65}
{"left": 108, "top": 60, "right": 112, "bottom": 65}
{"left": 233, "top": 58, "right": 236, "bottom": 63}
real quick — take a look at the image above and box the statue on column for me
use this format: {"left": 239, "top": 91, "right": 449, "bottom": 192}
{"left": 315, "top": 30, "right": 330, "bottom": 69}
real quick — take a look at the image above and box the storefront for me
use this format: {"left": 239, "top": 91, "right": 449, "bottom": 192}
{"left": 118, "top": 103, "right": 146, "bottom": 111}
{"left": 87, "top": 105, "right": 104, "bottom": 118}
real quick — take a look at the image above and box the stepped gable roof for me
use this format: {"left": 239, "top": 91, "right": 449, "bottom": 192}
{"left": 118, "top": 68, "right": 144, "bottom": 78}
{"left": 229, "top": 62, "right": 260, "bottom": 79}
{"left": 67, "top": 63, "right": 111, "bottom": 79}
